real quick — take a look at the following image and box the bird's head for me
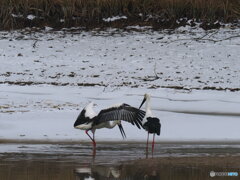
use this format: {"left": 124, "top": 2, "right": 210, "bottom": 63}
{"left": 139, "top": 93, "right": 150, "bottom": 109}
{"left": 144, "top": 93, "right": 151, "bottom": 99}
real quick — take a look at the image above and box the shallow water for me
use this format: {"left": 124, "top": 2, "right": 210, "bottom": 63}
{"left": 0, "top": 143, "right": 240, "bottom": 180}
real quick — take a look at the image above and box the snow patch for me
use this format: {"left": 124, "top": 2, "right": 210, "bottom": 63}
{"left": 103, "top": 16, "right": 127, "bottom": 22}
{"left": 27, "top": 14, "right": 36, "bottom": 20}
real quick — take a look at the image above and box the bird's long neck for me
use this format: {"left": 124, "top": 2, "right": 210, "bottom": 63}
{"left": 145, "top": 97, "right": 152, "bottom": 116}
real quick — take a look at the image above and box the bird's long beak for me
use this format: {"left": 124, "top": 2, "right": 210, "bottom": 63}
{"left": 118, "top": 124, "right": 126, "bottom": 139}
{"left": 139, "top": 97, "right": 146, "bottom": 109}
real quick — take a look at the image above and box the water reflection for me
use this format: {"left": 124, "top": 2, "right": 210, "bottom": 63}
{"left": 75, "top": 164, "right": 159, "bottom": 180}
{"left": 74, "top": 156, "right": 240, "bottom": 180}
{"left": 75, "top": 166, "right": 121, "bottom": 179}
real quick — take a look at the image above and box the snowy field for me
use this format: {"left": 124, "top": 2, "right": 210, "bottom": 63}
{"left": 0, "top": 25, "right": 240, "bottom": 143}
{"left": 0, "top": 26, "right": 240, "bottom": 90}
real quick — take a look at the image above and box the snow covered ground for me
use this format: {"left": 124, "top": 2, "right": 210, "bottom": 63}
{"left": 0, "top": 25, "right": 240, "bottom": 143}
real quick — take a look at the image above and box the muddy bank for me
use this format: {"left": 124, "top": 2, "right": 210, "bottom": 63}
{"left": 1, "top": 153, "right": 240, "bottom": 180}
{"left": 131, "top": 156, "right": 240, "bottom": 167}
{"left": 1, "top": 142, "right": 240, "bottom": 179}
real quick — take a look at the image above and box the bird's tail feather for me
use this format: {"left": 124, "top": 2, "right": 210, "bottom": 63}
{"left": 118, "top": 124, "right": 127, "bottom": 139}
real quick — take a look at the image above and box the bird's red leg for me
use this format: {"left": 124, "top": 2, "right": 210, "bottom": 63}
{"left": 92, "top": 130, "right": 96, "bottom": 157}
{"left": 92, "top": 130, "right": 96, "bottom": 148}
{"left": 92, "top": 147, "right": 96, "bottom": 157}
{"left": 85, "top": 130, "right": 94, "bottom": 143}
{"left": 152, "top": 133, "right": 155, "bottom": 156}
{"left": 146, "top": 132, "right": 149, "bottom": 157}
{"left": 85, "top": 130, "right": 96, "bottom": 157}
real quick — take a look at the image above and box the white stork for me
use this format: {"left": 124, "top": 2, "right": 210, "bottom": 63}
{"left": 74, "top": 102, "right": 145, "bottom": 148}
{"left": 139, "top": 94, "right": 161, "bottom": 154}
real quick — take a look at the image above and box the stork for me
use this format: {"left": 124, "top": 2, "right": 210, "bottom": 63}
{"left": 139, "top": 94, "right": 161, "bottom": 155}
{"left": 74, "top": 102, "right": 145, "bottom": 148}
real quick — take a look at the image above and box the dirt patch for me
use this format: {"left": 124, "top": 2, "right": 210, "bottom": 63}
{"left": 0, "top": 81, "right": 105, "bottom": 87}
{"left": 1, "top": 80, "right": 240, "bottom": 92}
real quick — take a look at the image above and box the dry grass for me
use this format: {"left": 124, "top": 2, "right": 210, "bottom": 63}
{"left": 0, "top": 0, "right": 240, "bottom": 30}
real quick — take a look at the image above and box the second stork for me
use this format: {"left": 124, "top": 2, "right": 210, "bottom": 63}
{"left": 139, "top": 93, "right": 161, "bottom": 154}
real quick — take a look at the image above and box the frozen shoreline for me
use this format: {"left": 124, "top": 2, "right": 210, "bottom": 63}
{"left": 1, "top": 85, "right": 240, "bottom": 143}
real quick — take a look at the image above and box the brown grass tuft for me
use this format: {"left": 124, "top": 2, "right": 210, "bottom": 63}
{"left": 0, "top": 0, "right": 239, "bottom": 30}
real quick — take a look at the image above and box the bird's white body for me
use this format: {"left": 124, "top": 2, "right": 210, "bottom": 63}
{"left": 75, "top": 123, "right": 93, "bottom": 130}
{"left": 93, "top": 120, "right": 121, "bottom": 129}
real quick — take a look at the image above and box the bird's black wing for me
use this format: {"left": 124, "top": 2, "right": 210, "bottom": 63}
{"left": 74, "top": 109, "right": 92, "bottom": 127}
{"left": 95, "top": 104, "right": 145, "bottom": 129}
